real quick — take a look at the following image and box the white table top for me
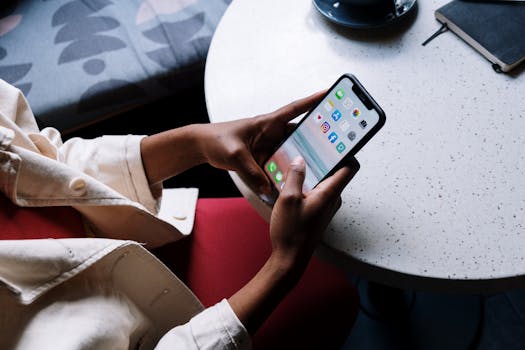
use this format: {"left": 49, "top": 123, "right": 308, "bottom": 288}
{"left": 204, "top": 0, "right": 525, "bottom": 290}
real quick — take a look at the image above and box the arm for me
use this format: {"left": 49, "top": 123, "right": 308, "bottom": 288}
{"left": 140, "top": 124, "right": 208, "bottom": 186}
{"left": 140, "top": 91, "right": 325, "bottom": 192}
{"left": 155, "top": 158, "right": 358, "bottom": 349}
{"left": 228, "top": 157, "right": 359, "bottom": 334}
{"left": 143, "top": 92, "right": 357, "bottom": 335}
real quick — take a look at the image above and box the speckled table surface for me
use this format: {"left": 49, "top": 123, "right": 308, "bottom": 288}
{"left": 204, "top": 0, "right": 525, "bottom": 291}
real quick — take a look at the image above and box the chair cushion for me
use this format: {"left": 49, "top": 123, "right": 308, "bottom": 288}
{"left": 0, "top": 193, "right": 85, "bottom": 240}
{"left": 0, "top": 0, "right": 231, "bottom": 132}
{"left": 155, "top": 197, "right": 359, "bottom": 350}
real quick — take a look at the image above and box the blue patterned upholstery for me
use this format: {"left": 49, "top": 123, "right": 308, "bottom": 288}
{"left": 0, "top": 0, "right": 230, "bottom": 131}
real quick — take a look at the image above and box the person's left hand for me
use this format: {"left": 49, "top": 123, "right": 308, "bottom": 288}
{"left": 197, "top": 91, "right": 325, "bottom": 195}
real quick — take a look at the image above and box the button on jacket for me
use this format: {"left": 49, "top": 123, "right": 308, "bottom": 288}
{"left": 0, "top": 80, "right": 250, "bottom": 349}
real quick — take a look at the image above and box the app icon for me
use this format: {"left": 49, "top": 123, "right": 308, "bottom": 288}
{"left": 314, "top": 113, "right": 323, "bottom": 123}
{"left": 339, "top": 119, "right": 350, "bottom": 132}
{"left": 336, "top": 142, "right": 346, "bottom": 153}
{"left": 352, "top": 108, "right": 360, "bottom": 118}
{"left": 275, "top": 171, "right": 283, "bottom": 183}
{"left": 335, "top": 89, "right": 345, "bottom": 100}
{"left": 347, "top": 131, "right": 356, "bottom": 141}
{"left": 267, "top": 161, "right": 277, "bottom": 173}
{"left": 331, "top": 109, "right": 342, "bottom": 122}
{"left": 321, "top": 121, "right": 331, "bottom": 133}
{"left": 343, "top": 97, "right": 353, "bottom": 109}
{"left": 359, "top": 120, "right": 368, "bottom": 129}
{"left": 328, "top": 132, "right": 338, "bottom": 143}
{"left": 324, "top": 99, "right": 334, "bottom": 112}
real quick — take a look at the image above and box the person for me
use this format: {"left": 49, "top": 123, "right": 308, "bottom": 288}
{"left": 0, "top": 79, "right": 360, "bottom": 349}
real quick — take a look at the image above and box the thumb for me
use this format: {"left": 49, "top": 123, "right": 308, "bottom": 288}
{"left": 281, "top": 156, "right": 306, "bottom": 199}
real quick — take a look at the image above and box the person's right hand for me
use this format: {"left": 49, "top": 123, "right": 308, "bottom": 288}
{"left": 227, "top": 156, "right": 359, "bottom": 335}
{"left": 269, "top": 156, "right": 360, "bottom": 275}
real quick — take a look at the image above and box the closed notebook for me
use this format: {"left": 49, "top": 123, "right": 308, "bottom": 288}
{"left": 435, "top": 0, "right": 525, "bottom": 72}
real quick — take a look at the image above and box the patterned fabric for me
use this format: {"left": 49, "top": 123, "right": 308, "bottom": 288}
{"left": 0, "top": 0, "right": 231, "bottom": 132}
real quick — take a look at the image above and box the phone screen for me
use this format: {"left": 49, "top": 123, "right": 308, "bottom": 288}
{"left": 264, "top": 76, "right": 383, "bottom": 193}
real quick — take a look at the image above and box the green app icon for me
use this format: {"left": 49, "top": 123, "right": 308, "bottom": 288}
{"left": 336, "top": 142, "right": 346, "bottom": 154}
{"left": 267, "top": 161, "right": 277, "bottom": 173}
{"left": 335, "top": 89, "right": 345, "bottom": 100}
{"left": 274, "top": 171, "right": 283, "bottom": 183}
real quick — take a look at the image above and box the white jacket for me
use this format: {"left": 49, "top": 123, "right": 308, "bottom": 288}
{"left": 0, "top": 80, "right": 250, "bottom": 349}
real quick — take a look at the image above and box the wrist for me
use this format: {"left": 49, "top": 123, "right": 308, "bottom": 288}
{"left": 141, "top": 124, "right": 210, "bottom": 184}
{"left": 266, "top": 251, "right": 309, "bottom": 287}
{"left": 188, "top": 124, "right": 213, "bottom": 164}
{"left": 181, "top": 123, "right": 209, "bottom": 165}
{"left": 227, "top": 252, "right": 302, "bottom": 335}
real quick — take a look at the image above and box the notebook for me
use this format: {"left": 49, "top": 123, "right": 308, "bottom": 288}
{"left": 435, "top": 0, "right": 525, "bottom": 72}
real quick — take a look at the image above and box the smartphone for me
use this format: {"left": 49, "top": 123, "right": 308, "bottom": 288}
{"left": 263, "top": 74, "right": 385, "bottom": 195}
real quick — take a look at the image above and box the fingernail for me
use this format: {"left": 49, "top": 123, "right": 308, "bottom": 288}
{"left": 291, "top": 156, "right": 304, "bottom": 168}
{"left": 259, "top": 193, "right": 276, "bottom": 206}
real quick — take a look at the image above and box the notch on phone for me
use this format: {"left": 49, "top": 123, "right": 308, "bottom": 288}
{"left": 352, "top": 84, "right": 374, "bottom": 110}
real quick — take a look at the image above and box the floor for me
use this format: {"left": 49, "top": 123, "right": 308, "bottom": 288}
{"left": 65, "top": 85, "right": 525, "bottom": 350}
{"left": 343, "top": 278, "right": 525, "bottom": 350}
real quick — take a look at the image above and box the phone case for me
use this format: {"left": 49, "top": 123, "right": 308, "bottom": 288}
{"left": 264, "top": 73, "right": 386, "bottom": 195}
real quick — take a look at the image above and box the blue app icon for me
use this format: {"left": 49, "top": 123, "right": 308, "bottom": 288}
{"left": 328, "top": 132, "right": 338, "bottom": 143}
{"left": 331, "top": 109, "right": 342, "bottom": 122}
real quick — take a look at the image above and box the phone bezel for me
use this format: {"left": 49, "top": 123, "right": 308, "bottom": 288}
{"left": 264, "top": 73, "right": 386, "bottom": 191}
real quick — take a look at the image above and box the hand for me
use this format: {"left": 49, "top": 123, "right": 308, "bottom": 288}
{"left": 139, "top": 91, "right": 323, "bottom": 187}
{"left": 269, "top": 156, "right": 360, "bottom": 273}
{"left": 228, "top": 155, "right": 359, "bottom": 334}
{"left": 197, "top": 91, "right": 325, "bottom": 195}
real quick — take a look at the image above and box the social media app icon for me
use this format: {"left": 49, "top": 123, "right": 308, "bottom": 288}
{"left": 321, "top": 121, "right": 331, "bottom": 133}
{"left": 331, "top": 109, "right": 342, "bottom": 122}
{"left": 359, "top": 120, "right": 368, "bottom": 129}
{"left": 352, "top": 108, "right": 360, "bottom": 118}
{"left": 275, "top": 171, "right": 283, "bottom": 183}
{"left": 328, "top": 132, "right": 338, "bottom": 143}
{"left": 347, "top": 131, "right": 356, "bottom": 141}
{"left": 336, "top": 142, "right": 346, "bottom": 153}
{"left": 324, "top": 99, "right": 334, "bottom": 112}
{"left": 314, "top": 113, "right": 323, "bottom": 123}
{"left": 335, "top": 89, "right": 345, "bottom": 100}
{"left": 343, "top": 97, "right": 353, "bottom": 109}
{"left": 339, "top": 119, "right": 350, "bottom": 132}
{"left": 267, "top": 161, "right": 277, "bottom": 173}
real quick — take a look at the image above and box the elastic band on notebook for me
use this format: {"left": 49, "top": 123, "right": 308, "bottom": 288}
{"left": 422, "top": 23, "right": 449, "bottom": 46}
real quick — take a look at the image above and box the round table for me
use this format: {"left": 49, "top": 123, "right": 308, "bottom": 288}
{"left": 204, "top": 0, "right": 525, "bottom": 292}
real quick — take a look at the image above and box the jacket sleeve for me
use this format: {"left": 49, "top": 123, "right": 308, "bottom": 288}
{"left": 56, "top": 133, "right": 161, "bottom": 213}
{"left": 0, "top": 80, "right": 161, "bottom": 214}
{"left": 155, "top": 299, "right": 251, "bottom": 350}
